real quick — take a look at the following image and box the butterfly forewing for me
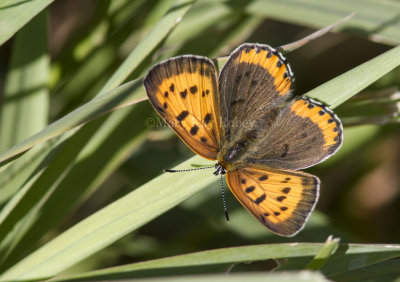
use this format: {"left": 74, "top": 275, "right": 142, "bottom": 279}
{"left": 246, "top": 97, "right": 343, "bottom": 170}
{"left": 144, "top": 56, "right": 221, "bottom": 160}
{"left": 218, "top": 43, "right": 294, "bottom": 144}
{"left": 226, "top": 166, "right": 319, "bottom": 236}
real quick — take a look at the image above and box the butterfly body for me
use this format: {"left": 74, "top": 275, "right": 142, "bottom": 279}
{"left": 144, "top": 43, "right": 343, "bottom": 236}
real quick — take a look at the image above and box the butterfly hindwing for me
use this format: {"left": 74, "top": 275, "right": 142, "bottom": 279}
{"left": 144, "top": 56, "right": 221, "bottom": 160}
{"left": 218, "top": 43, "right": 294, "bottom": 144}
{"left": 246, "top": 97, "right": 343, "bottom": 170}
{"left": 226, "top": 165, "right": 320, "bottom": 236}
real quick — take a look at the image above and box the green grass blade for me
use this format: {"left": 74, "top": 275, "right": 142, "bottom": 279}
{"left": 244, "top": 0, "right": 400, "bottom": 45}
{"left": 0, "top": 105, "right": 151, "bottom": 271}
{"left": 62, "top": 272, "right": 330, "bottom": 282}
{"left": 0, "top": 141, "right": 56, "bottom": 205}
{"left": 0, "top": 11, "right": 49, "bottom": 153}
{"left": 0, "top": 0, "right": 54, "bottom": 46}
{"left": 306, "top": 236, "right": 340, "bottom": 270}
{"left": 330, "top": 258, "right": 400, "bottom": 281}
{"left": 54, "top": 243, "right": 400, "bottom": 281}
{"left": 98, "top": 0, "right": 195, "bottom": 95}
{"left": 321, "top": 244, "right": 400, "bottom": 277}
{"left": 0, "top": 156, "right": 215, "bottom": 280}
{"left": 306, "top": 45, "right": 400, "bottom": 108}
{"left": 0, "top": 79, "right": 146, "bottom": 167}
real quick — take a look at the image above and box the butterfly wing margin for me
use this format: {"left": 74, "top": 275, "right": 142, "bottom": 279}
{"left": 218, "top": 43, "right": 294, "bottom": 145}
{"left": 226, "top": 166, "right": 320, "bottom": 236}
{"left": 246, "top": 97, "right": 343, "bottom": 170}
{"left": 144, "top": 56, "right": 222, "bottom": 160}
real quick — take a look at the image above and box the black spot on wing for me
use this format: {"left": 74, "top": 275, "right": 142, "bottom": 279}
{"left": 254, "top": 194, "right": 266, "bottom": 205}
{"left": 190, "top": 125, "right": 199, "bottom": 135}
{"left": 245, "top": 186, "right": 255, "bottom": 193}
{"left": 204, "top": 113, "right": 212, "bottom": 124}
{"left": 190, "top": 85, "right": 198, "bottom": 94}
{"left": 176, "top": 111, "right": 189, "bottom": 121}
{"left": 258, "top": 175, "right": 268, "bottom": 181}
{"left": 180, "top": 89, "right": 188, "bottom": 98}
{"left": 277, "top": 196, "right": 286, "bottom": 202}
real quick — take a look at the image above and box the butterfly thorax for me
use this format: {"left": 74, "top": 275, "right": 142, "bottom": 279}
{"left": 218, "top": 141, "right": 247, "bottom": 165}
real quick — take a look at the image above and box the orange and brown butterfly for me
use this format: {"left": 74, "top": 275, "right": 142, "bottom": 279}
{"left": 143, "top": 43, "right": 343, "bottom": 236}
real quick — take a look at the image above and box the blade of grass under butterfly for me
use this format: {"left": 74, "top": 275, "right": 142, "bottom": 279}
{"left": 0, "top": 156, "right": 215, "bottom": 281}
{"left": 52, "top": 242, "right": 400, "bottom": 281}
{"left": 64, "top": 272, "right": 329, "bottom": 282}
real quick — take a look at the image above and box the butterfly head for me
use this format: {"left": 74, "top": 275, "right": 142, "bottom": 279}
{"left": 213, "top": 162, "right": 227, "bottom": 176}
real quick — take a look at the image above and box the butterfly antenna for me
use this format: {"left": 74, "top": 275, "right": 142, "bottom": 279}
{"left": 163, "top": 166, "right": 214, "bottom": 173}
{"left": 220, "top": 174, "right": 230, "bottom": 222}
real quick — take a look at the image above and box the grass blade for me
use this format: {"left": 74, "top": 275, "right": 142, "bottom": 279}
{"left": 0, "top": 0, "right": 54, "bottom": 46}
{"left": 0, "top": 156, "right": 215, "bottom": 280}
{"left": 0, "top": 11, "right": 49, "bottom": 153}
{"left": 306, "top": 45, "right": 400, "bottom": 108}
{"left": 244, "top": 0, "right": 400, "bottom": 45}
{"left": 306, "top": 236, "right": 340, "bottom": 270}
{"left": 54, "top": 243, "right": 400, "bottom": 281}
{"left": 99, "top": 0, "right": 195, "bottom": 94}
{"left": 0, "top": 79, "right": 146, "bottom": 167}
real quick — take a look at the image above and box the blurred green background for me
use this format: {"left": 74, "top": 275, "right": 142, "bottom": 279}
{"left": 0, "top": 0, "right": 399, "bottom": 280}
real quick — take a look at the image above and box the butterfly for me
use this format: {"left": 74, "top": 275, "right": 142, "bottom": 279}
{"left": 143, "top": 43, "right": 343, "bottom": 236}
